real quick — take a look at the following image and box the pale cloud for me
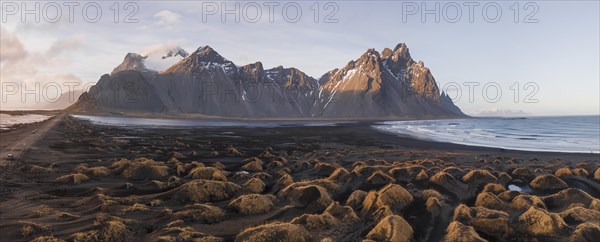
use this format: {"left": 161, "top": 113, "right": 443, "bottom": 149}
{"left": 138, "top": 40, "right": 187, "bottom": 57}
{"left": 137, "top": 40, "right": 190, "bottom": 71}
{"left": 152, "top": 10, "right": 182, "bottom": 29}
{"left": 0, "top": 27, "right": 27, "bottom": 63}
{"left": 0, "top": 27, "right": 84, "bottom": 109}
{"left": 47, "top": 35, "right": 85, "bottom": 56}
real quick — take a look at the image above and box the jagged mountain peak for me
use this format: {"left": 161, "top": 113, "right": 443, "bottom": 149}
{"left": 389, "top": 42, "right": 412, "bottom": 63}
{"left": 162, "top": 45, "right": 236, "bottom": 74}
{"left": 111, "top": 52, "right": 153, "bottom": 75}
{"left": 361, "top": 48, "right": 381, "bottom": 60}
{"left": 393, "top": 42, "right": 408, "bottom": 52}
{"left": 249, "top": 61, "right": 264, "bottom": 69}
{"left": 193, "top": 45, "right": 228, "bottom": 63}
{"left": 265, "top": 65, "right": 317, "bottom": 91}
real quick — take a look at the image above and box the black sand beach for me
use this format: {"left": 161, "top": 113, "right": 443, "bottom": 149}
{"left": 0, "top": 115, "right": 599, "bottom": 241}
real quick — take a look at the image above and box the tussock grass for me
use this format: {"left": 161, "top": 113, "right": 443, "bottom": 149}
{"left": 121, "top": 203, "right": 150, "bottom": 213}
{"left": 174, "top": 204, "right": 224, "bottom": 223}
{"left": 229, "top": 194, "right": 276, "bottom": 215}
{"left": 187, "top": 167, "right": 227, "bottom": 181}
{"left": 366, "top": 215, "right": 414, "bottom": 242}
{"left": 20, "top": 221, "right": 50, "bottom": 238}
{"left": 173, "top": 180, "right": 240, "bottom": 203}
{"left": 111, "top": 157, "right": 169, "bottom": 180}
{"left": 235, "top": 222, "right": 310, "bottom": 242}
{"left": 156, "top": 226, "right": 224, "bottom": 242}
{"left": 28, "top": 165, "right": 55, "bottom": 174}
{"left": 290, "top": 213, "right": 339, "bottom": 230}
{"left": 31, "top": 236, "right": 65, "bottom": 242}
{"left": 242, "top": 178, "right": 266, "bottom": 194}
{"left": 55, "top": 173, "right": 89, "bottom": 184}
{"left": 72, "top": 220, "right": 130, "bottom": 242}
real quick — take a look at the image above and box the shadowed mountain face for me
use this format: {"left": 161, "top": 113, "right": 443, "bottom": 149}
{"left": 74, "top": 43, "right": 464, "bottom": 118}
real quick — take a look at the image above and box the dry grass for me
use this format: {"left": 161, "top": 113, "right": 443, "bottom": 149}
{"left": 482, "top": 183, "right": 506, "bottom": 194}
{"left": 543, "top": 188, "right": 596, "bottom": 212}
{"left": 229, "top": 194, "right": 276, "bottom": 215}
{"left": 55, "top": 211, "right": 80, "bottom": 221}
{"left": 421, "top": 189, "right": 443, "bottom": 200}
{"left": 518, "top": 206, "right": 568, "bottom": 236}
{"left": 55, "top": 173, "right": 89, "bottom": 184}
{"left": 366, "top": 215, "right": 414, "bottom": 242}
{"left": 452, "top": 205, "right": 512, "bottom": 237}
{"left": 187, "top": 167, "right": 227, "bottom": 181}
{"left": 152, "top": 176, "right": 182, "bottom": 190}
{"left": 226, "top": 146, "right": 242, "bottom": 156}
{"left": 122, "top": 203, "right": 150, "bottom": 213}
{"left": 345, "top": 190, "right": 367, "bottom": 210}
{"left": 530, "top": 174, "right": 568, "bottom": 191}
{"left": 363, "top": 184, "right": 413, "bottom": 212}
{"left": 474, "top": 192, "right": 508, "bottom": 211}
{"left": 241, "top": 159, "right": 263, "bottom": 172}
{"left": 149, "top": 199, "right": 163, "bottom": 207}
{"left": 111, "top": 157, "right": 169, "bottom": 180}
{"left": 32, "top": 205, "right": 55, "bottom": 217}
{"left": 388, "top": 165, "right": 426, "bottom": 182}
{"left": 212, "top": 162, "right": 226, "bottom": 170}
{"left": 444, "top": 221, "right": 486, "bottom": 242}
{"left": 290, "top": 212, "right": 339, "bottom": 230}
{"left": 328, "top": 167, "right": 350, "bottom": 182}
{"left": 173, "top": 180, "right": 241, "bottom": 203}
{"left": 555, "top": 167, "right": 573, "bottom": 178}
{"left": 243, "top": 178, "right": 266, "bottom": 194}
{"left": 462, "top": 169, "right": 498, "bottom": 184}
{"left": 156, "top": 226, "right": 224, "bottom": 242}
{"left": 511, "top": 194, "right": 546, "bottom": 211}
{"left": 20, "top": 221, "right": 50, "bottom": 238}
{"left": 324, "top": 202, "right": 359, "bottom": 222}
{"left": 28, "top": 165, "right": 55, "bottom": 174}
{"left": 560, "top": 206, "right": 600, "bottom": 224}
{"left": 314, "top": 162, "right": 338, "bottom": 176}
{"left": 31, "top": 236, "right": 65, "bottom": 242}
{"left": 275, "top": 174, "right": 294, "bottom": 186}
{"left": 429, "top": 171, "right": 458, "bottom": 185}
{"left": 235, "top": 222, "right": 310, "bottom": 242}
{"left": 87, "top": 167, "right": 111, "bottom": 176}
{"left": 174, "top": 204, "right": 224, "bottom": 223}
{"left": 73, "top": 220, "right": 130, "bottom": 242}
{"left": 282, "top": 185, "right": 333, "bottom": 211}
{"left": 366, "top": 170, "right": 396, "bottom": 185}
{"left": 570, "top": 222, "right": 600, "bottom": 241}
{"left": 110, "top": 158, "right": 131, "bottom": 170}
{"left": 281, "top": 178, "right": 339, "bottom": 194}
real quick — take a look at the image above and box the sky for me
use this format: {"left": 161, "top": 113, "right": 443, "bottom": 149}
{"left": 0, "top": 0, "right": 598, "bottom": 115}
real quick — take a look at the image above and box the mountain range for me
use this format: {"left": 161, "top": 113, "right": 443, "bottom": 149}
{"left": 72, "top": 43, "right": 464, "bottom": 119}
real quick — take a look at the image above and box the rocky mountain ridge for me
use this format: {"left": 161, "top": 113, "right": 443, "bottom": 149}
{"left": 73, "top": 43, "right": 464, "bottom": 119}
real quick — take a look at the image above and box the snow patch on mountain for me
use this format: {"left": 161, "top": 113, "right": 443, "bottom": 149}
{"left": 138, "top": 43, "right": 189, "bottom": 72}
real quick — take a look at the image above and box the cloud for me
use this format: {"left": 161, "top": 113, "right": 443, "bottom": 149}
{"left": 138, "top": 40, "right": 189, "bottom": 71}
{"left": 47, "top": 35, "right": 85, "bottom": 56}
{"left": 0, "top": 27, "right": 85, "bottom": 109}
{"left": 139, "top": 40, "right": 186, "bottom": 57}
{"left": 152, "top": 10, "right": 182, "bottom": 29}
{"left": 0, "top": 27, "right": 27, "bottom": 63}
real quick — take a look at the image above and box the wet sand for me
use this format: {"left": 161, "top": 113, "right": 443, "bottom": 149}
{"left": 0, "top": 116, "right": 598, "bottom": 241}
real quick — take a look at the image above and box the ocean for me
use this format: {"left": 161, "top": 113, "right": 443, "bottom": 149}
{"left": 374, "top": 116, "right": 600, "bottom": 154}
{"left": 0, "top": 114, "right": 52, "bottom": 130}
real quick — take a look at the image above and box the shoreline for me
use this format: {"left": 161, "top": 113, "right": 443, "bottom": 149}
{"left": 74, "top": 114, "right": 600, "bottom": 157}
